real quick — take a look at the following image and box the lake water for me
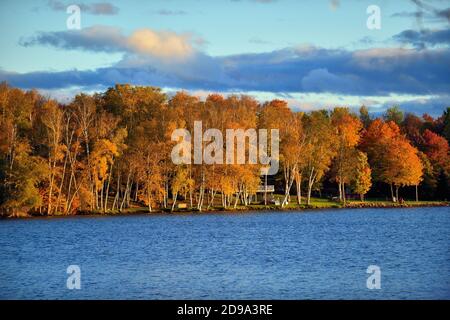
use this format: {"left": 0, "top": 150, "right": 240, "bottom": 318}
{"left": 0, "top": 207, "right": 449, "bottom": 299}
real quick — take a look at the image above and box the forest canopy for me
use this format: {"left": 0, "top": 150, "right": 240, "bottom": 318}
{"left": 1, "top": 82, "right": 449, "bottom": 217}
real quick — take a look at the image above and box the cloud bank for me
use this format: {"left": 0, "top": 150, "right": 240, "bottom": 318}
{"left": 3, "top": 26, "right": 449, "bottom": 104}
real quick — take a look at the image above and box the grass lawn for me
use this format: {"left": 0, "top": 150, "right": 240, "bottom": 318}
{"left": 74, "top": 195, "right": 448, "bottom": 217}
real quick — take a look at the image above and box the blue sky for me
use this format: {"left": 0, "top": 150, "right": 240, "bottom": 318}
{"left": 0, "top": 0, "right": 449, "bottom": 116}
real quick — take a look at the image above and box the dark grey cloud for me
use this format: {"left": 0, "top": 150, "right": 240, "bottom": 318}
{"left": 0, "top": 67, "right": 166, "bottom": 90}
{"left": 393, "top": 28, "right": 450, "bottom": 48}
{"left": 436, "top": 8, "right": 450, "bottom": 22}
{"left": 20, "top": 26, "right": 126, "bottom": 52}
{"left": 48, "top": 0, "right": 119, "bottom": 15}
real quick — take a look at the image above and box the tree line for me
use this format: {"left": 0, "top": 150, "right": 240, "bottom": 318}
{"left": 1, "top": 82, "right": 449, "bottom": 217}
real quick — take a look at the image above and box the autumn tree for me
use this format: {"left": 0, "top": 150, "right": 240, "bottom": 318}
{"left": 422, "top": 129, "right": 449, "bottom": 172}
{"left": 422, "top": 129, "right": 450, "bottom": 200}
{"left": 359, "top": 105, "right": 372, "bottom": 128}
{"left": 259, "top": 100, "right": 303, "bottom": 207}
{"left": 0, "top": 84, "right": 48, "bottom": 216}
{"left": 40, "top": 100, "right": 65, "bottom": 215}
{"left": 171, "top": 166, "right": 194, "bottom": 212}
{"left": 402, "top": 113, "right": 424, "bottom": 147}
{"left": 0, "top": 140, "right": 47, "bottom": 216}
{"left": 302, "top": 111, "right": 336, "bottom": 205}
{"left": 331, "top": 107, "right": 363, "bottom": 203}
{"left": 384, "top": 106, "right": 404, "bottom": 126}
{"left": 441, "top": 107, "right": 450, "bottom": 142}
{"left": 362, "top": 119, "right": 423, "bottom": 201}
{"left": 353, "top": 152, "right": 372, "bottom": 201}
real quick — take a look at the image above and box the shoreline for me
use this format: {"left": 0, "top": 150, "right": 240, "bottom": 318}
{"left": 2, "top": 200, "right": 449, "bottom": 220}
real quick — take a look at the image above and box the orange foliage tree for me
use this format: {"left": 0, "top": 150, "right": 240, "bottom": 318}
{"left": 362, "top": 119, "right": 423, "bottom": 201}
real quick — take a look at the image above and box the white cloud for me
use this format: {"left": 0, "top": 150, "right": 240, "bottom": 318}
{"left": 22, "top": 26, "right": 200, "bottom": 62}
{"left": 127, "top": 29, "right": 195, "bottom": 61}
